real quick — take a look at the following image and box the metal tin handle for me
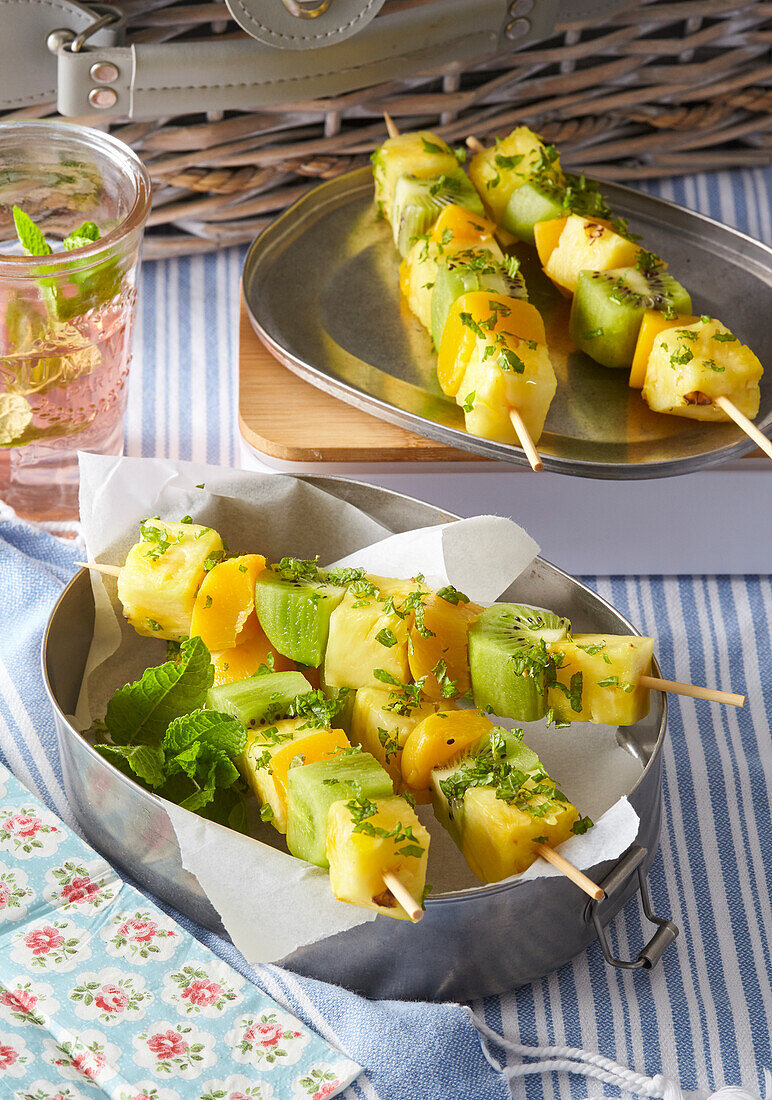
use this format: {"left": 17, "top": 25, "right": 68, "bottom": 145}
{"left": 585, "top": 845, "right": 679, "bottom": 971}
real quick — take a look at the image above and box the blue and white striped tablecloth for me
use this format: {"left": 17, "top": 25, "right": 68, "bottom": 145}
{"left": 2, "top": 166, "right": 772, "bottom": 1099}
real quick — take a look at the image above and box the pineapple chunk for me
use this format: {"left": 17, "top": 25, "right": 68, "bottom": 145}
{"left": 457, "top": 326, "right": 556, "bottom": 445}
{"left": 372, "top": 131, "right": 458, "bottom": 221}
{"left": 242, "top": 717, "right": 349, "bottom": 833}
{"left": 401, "top": 709, "right": 493, "bottom": 791}
{"left": 400, "top": 204, "right": 502, "bottom": 332}
{"left": 629, "top": 309, "right": 697, "bottom": 389}
{"left": 642, "top": 318, "right": 762, "bottom": 422}
{"left": 327, "top": 795, "right": 430, "bottom": 920}
{"left": 350, "top": 686, "right": 441, "bottom": 790}
{"left": 212, "top": 613, "right": 295, "bottom": 687}
{"left": 408, "top": 591, "right": 483, "bottom": 699}
{"left": 438, "top": 291, "right": 546, "bottom": 398}
{"left": 431, "top": 730, "right": 579, "bottom": 882}
{"left": 189, "top": 554, "right": 265, "bottom": 652}
{"left": 324, "top": 587, "right": 410, "bottom": 691}
{"left": 548, "top": 633, "right": 654, "bottom": 726}
{"left": 117, "top": 519, "right": 224, "bottom": 641}
{"left": 455, "top": 787, "right": 578, "bottom": 882}
{"left": 542, "top": 215, "right": 643, "bottom": 294}
{"left": 468, "top": 127, "right": 561, "bottom": 224}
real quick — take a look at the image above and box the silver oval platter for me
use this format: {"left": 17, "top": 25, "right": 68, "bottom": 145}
{"left": 243, "top": 166, "right": 772, "bottom": 479}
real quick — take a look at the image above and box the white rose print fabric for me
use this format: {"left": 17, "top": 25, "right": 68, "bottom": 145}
{"left": 0, "top": 763, "right": 361, "bottom": 1098}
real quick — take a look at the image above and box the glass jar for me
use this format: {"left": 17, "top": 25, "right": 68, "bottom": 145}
{"left": 0, "top": 121, "right": 151, "bottom": 521}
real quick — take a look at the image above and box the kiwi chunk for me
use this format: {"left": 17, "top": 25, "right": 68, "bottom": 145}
{"left": 570, "top": 266, "right": 692, "bottom": 369}
{"left": 207, "top": 670, "right": 312, "bottom": 728}
{"left": 391, "top": 170, "right": 485, "bottom": 257}
{"left": 468, "top": 604, "right": 570, "bottom": 722}
{"left": 286, "top": 751, "right": 393, "bottom": 867}
{"left": 502, "top": 173, "right": 612, "bottom": 245}
{"left": 254, "top": 567, "right": 345, "bottom": 668}
{"left": 430, "top": 251, "right": 528, "bottom": 348}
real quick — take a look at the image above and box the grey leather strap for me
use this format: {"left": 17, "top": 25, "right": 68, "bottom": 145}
{"left": 0, "top": 0, "right": 122, "bottom": 109}
{"left": 57, "top": 0, "right": 511, "bottom": 117}
{"left": 2, "top": 0, "right": 634, "bottom": 119}
{"left": 225, "top": 0, "right": 385, "bottom": 49}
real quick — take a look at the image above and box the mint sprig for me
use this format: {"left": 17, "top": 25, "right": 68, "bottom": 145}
{"left": 93, "top": 639, "right": 250, "bottom": 829}
{"left": 104, "top": 636, "right": 213, "bottom": 746}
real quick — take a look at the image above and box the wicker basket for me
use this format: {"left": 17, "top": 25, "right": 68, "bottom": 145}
{"left": 6, "top": 0, "right": 771, "bottom": 259}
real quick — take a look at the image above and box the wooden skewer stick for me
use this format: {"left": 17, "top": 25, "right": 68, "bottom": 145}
{"left": 509, "top": 408, "right": 544, "bottom": 472}
{"left": 465, "top": 135, "right": 486, "bottom": 154}
{"left": 382, "top": 871, "right": 423, "bottom": 922}
{"left": 639, "top": 674, "right": 745, "bottom": 708}
{"left": 533, "top": 842, "right": 604, "bottom": 901}
{"left": 383, "top": 111, "right": 400, "bottom": 139}
{"left": 75, "top": 560, "right": 121, "bottom": 578}
{"left": 714, "top": 395, "right": 772, "bottom": 464}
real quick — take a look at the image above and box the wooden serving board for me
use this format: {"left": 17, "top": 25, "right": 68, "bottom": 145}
{"left": 238, "top": 298, "right": 484, "bottom": 464}
{"left": 239, "top": 298, "right": 766, "bottom": 467}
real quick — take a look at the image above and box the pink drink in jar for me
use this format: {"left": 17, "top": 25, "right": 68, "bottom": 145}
{"left": 0, "top": 123, "right": 151, "bottom": 521}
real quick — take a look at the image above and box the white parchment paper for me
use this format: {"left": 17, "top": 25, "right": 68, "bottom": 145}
{"left": 75, "top": 453, "right": 642, "bottom": 965}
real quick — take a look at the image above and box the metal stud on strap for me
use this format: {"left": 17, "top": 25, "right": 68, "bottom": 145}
{"left": 281, "top": 0, "right": 333, "bottom": 17}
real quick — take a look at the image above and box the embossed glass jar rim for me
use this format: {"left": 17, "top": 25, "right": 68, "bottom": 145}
{"left": 0, "top": 120, "right": 151, "bottom": 275}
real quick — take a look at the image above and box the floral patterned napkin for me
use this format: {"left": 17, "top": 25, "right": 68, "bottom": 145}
{"left": 0, "top": 761, "right": 361, "bottom": 1100}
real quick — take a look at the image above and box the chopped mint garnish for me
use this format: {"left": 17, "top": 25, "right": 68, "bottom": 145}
{"left": 421, "top": 137, "right": 448, "bottom": 156}
{"left": 436, "top": 585, "right": 470, "bottom": 605}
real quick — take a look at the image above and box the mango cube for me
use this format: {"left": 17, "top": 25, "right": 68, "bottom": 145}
{"left": 407, "top": 592, "right": 483, "bottom": 700}
{"left": 118, "top": 519, "right": 224, "bottom": 641}
{"left": 401, "top": 709, "right": 493, "bottom": 792}
{"left": 548, "top": 634, "right": 654, "bottom": 726}
{"left": 242, "top": 717, "right": 349, "bottom": 833}
{"left": 190, "top": 554, "right": 265, "bottom": 652}
{"left": 642, "top": 318, "right": 762, "bottom": 422}
{"left": 327, "top": 795, "right": 430, "bottom": 921}
{"left": 212, "top": 614, "right": 295, "bottom": 687}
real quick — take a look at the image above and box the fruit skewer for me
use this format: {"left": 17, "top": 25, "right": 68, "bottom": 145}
{"left": 76, "top": 536, "right": 736, "bottom": 903}
{"left": 75, "top": 545, "right": 600, "bottom": 902}
{"left": 380, "top": 115, "right": 547, "bottom": 471}
{"left": 77, "top": 558, "right": 745, "bottom": 711}
{"left": 465, "top": 132, "right": 770, "bottom": 462}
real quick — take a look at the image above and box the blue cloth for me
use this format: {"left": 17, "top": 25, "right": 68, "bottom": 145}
{"left": 2, "top": 164, "right": 772, "bottom": 1099}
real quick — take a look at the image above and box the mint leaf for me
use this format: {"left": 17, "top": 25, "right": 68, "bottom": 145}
{"left": 94, "top": 743, "right": 165, "bottom": 788}
{"left": 105, "top": 636, "right": 214, "bottom": 747}
{"left": 169, "top": 744, "right": 240, "bottom": 807}
{"left": 164, "top": 709, "right": 246, "bottom": 758}
{"left": 13, "top": 206, "right": 52, "bottom": 257}
{"left": 63, "top": 221, "right": 100, "bottom": 250}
